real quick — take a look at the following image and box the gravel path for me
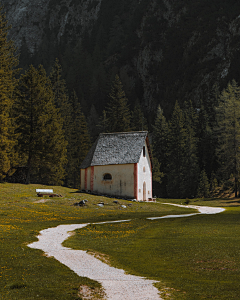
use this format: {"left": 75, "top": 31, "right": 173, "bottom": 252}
{"left": 28, "top": 221, "right": 161, "bottom": 300}
{"left": 147, "top": 204, "right": 225, "bottom": 220}
{"left": 28, "top": 205, "right": 225, "bottom": 299}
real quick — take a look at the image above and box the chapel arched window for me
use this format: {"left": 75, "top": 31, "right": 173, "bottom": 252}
{"left": 103, "top": 173, "right": 112, "bottom": 180}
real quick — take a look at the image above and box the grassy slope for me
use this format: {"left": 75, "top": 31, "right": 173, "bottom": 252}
{"left": 65, "top": 199, "right": 240, "bottom": 300}
{"left": 0, "top": 183, "right": 193, "bottom": 300}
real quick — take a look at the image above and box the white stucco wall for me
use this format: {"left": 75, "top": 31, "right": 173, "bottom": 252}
{"left": 87, "top": 167, "right": 91, "bottom": 190}
{"left": 138, "top": 141, "right": 152, "bottom": 200}
{"left": 93, "top": 164, "right": 135, "bottom": 198}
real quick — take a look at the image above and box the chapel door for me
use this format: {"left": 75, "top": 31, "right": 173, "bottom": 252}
{"left": 143, "top": 182, "right": 146, "bottom": 201}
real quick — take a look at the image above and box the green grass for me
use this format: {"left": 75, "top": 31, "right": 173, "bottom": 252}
{"left": 64, "top": 200, "right": 240, "bottom": 299}
{"left": 0, "top": 183, "right": 193, "bottom": 300}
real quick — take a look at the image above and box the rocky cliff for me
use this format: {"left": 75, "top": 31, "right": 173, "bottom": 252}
{"left": 2, "top": 0, "right": 101, "bottom": 53}
{"left": 3, "top": 0, "right": 240, "bottom": 118}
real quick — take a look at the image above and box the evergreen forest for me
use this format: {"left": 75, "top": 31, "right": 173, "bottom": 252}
{"left": 1, "top": 6, "right": 240, "bottom": 198}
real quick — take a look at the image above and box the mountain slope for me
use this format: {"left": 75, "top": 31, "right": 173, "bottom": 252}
{"left": 3, "top": 0, "right": 240, "bottom": 118}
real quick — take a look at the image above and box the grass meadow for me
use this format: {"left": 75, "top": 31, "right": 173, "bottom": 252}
{"left": 0, "top": 183, "right": 239, "bottom": 299}
{"left": 0, "top": 183, "right": 191, "bottom": 300}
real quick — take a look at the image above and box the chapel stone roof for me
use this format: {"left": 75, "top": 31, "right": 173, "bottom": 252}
{"left": 80, "top": 131, "right": 150, "bottom": 168}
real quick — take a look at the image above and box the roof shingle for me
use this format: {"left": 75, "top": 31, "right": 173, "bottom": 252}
{"left": 80, "top": 131, "right": 149, "bottom": 169}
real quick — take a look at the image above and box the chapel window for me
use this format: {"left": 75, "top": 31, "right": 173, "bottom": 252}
{"left": 143, "top": 146, "right": 146, "bottom": 157}
{"left": 103, "top": 173, "right": 112, "bottom": 180}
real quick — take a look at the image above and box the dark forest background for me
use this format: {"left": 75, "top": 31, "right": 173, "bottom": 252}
{"left": 2, "top": 0, "right": 240, "bottom": 198}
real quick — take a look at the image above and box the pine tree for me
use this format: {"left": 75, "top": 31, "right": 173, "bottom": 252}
{"left": 152, "top": 105, "right": 169, "bottom": 172}
{"left": 105, "top": 75, "right": 131, "bottom": 132}
{"left": 152, "top": 156, "right": 164, "bottom": 184}
{"left": 202, "top": 84, "right": 220, "bottom": 177}
{"left": 210, "top": 172, "right": 218, "bottom": 194}
{"left": 206, "top": 83, "right": 220, "bottom": 126}
{"left": 182, "top": 100, "right": 199, "bottom": 197}
{"left": 15, "top": 65, "right": 67, "bottom": 185}
{"left": 98, "top": 110, "right": 108, "bottom": 133}
{"left": 197, "top": 170, "right": 210, "bottom": 198}
{"left": 166, "top": 101, "right": 199, "bottom": 198}
{"left": 50, "top": 58, "right": 73, "bottom": 185}
{"left": 215, "top": 80, "right": 240, "bottom": 197}
{"left": 152, "top": 106, "right": 169, "bottom": 196}
{"left": 152, "top": 155, "right": 164, "bottom": 197}
{"left": 67, "top": 91, "right": 91, "bottom": 188}
{"left": 0, "top": 7, "right": 19, "bottom": 181}
{"left": 50, "top": 58, "right": 72, "bottom": 129}
{"left": 131, "top": 100, "right": 148, "bottom": 131}
{"left": 87, "top": 104, "right": 100, "bottom": 142}
{"left": 197, "top": 101, "right": 213, "bottom": 174}
{"left": 167, "top": 101, "right": 187, "bottom": 198}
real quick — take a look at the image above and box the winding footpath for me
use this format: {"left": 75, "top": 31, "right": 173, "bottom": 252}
{"left": 28, "top": 204, "right": 225, "bottom": 300}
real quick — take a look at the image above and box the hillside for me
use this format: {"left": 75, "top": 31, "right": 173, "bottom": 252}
{"left": 2, "top": 0, "right": 240, "bottom": 119}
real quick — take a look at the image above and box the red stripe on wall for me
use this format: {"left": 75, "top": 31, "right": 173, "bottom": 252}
{"left": 90, "top": 166, "right": 94, "bottom": 191}
{"left": 85, "top": 169, "right": 87, "bottom": 190}
{"left": 151, "top": 162, "right": 153, "bottom": 199}
{"left": 134, "top": 163, "right": 138, "bottom": 200}
{"left": 151, "top": 167, "right": 152, "bottom": 199}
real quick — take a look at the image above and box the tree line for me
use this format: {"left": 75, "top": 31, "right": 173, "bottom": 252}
{"left": 0, "top": 8, "right": 90, "bottom": 188}
{"left": 152, "top": 81, "right": 240, "bottom": 198}
{"left": 1, "top": 7, "right": 240, "bottom": 198}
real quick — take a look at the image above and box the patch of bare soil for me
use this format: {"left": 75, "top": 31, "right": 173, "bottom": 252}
{"left": 212, "top": 191, "right": 240, "bottom": 206}
{"left": 208, "top": 185, "right": 240, "bottom": 206}
{"left": 86, "top": 250, "right": 111, "bottom": 265}
{"left": 78, "top": 285, "right": 107, "bottom": 300}
{"left": 35, "top": 199, "right": 51, "bottom": 203}
{"left": 211, "top": 182, "right": 239, "bottom": 202}
{"left": 155, "top": 282, "right": 184, "bottom": 300}
{"left": 218, "top": 198, "right": 240, "bottom": 206}
{"left": 192, "top": 259, "right": 239, "bottom": 272}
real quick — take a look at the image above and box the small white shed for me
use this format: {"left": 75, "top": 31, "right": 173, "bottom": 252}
{"left": 80, "top": 131, "right": 154, "bottom": 201}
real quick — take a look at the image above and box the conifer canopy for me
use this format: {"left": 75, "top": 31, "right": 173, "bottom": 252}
{"left": 0, "top": 6, "right": 19, "bottom": 181}
{"left": 105, "top": 75, "right": 131, "bottom": 132}
{"left": 15, "top": 65, "right": 67, "bottom": 185}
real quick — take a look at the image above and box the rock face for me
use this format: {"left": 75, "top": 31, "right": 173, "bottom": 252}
{"left": 2, "top": 0, "right": 50, "bottom": 53}
{"left": 2, "top": 0, "right": 102, "bottom": 53}
{"left": 3, "top": 0, "right": 240, "bottom": 116}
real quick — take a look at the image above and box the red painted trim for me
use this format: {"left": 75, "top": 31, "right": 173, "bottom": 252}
{"left": 134, "top": 163, "right": 138, "bottom": 200}
{"left": 90, "top": 166, "right": 94, "bottom": 191}
{"left": 150, "top": 167, "right": 153, "bottom": 199}
{"left": 80, "top": 170, "right": 81, "bottom": 189}
{"left": 85, "top": 169, "right": 87, "bottom": 190}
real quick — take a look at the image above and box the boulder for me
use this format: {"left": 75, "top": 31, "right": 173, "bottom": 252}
{"left": 73, "top": 200, "right": 87, "bottom": 206}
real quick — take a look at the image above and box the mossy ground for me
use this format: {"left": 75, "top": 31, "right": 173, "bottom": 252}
{"left": 0, "top": 183, "right": 192, "bottom": 300}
